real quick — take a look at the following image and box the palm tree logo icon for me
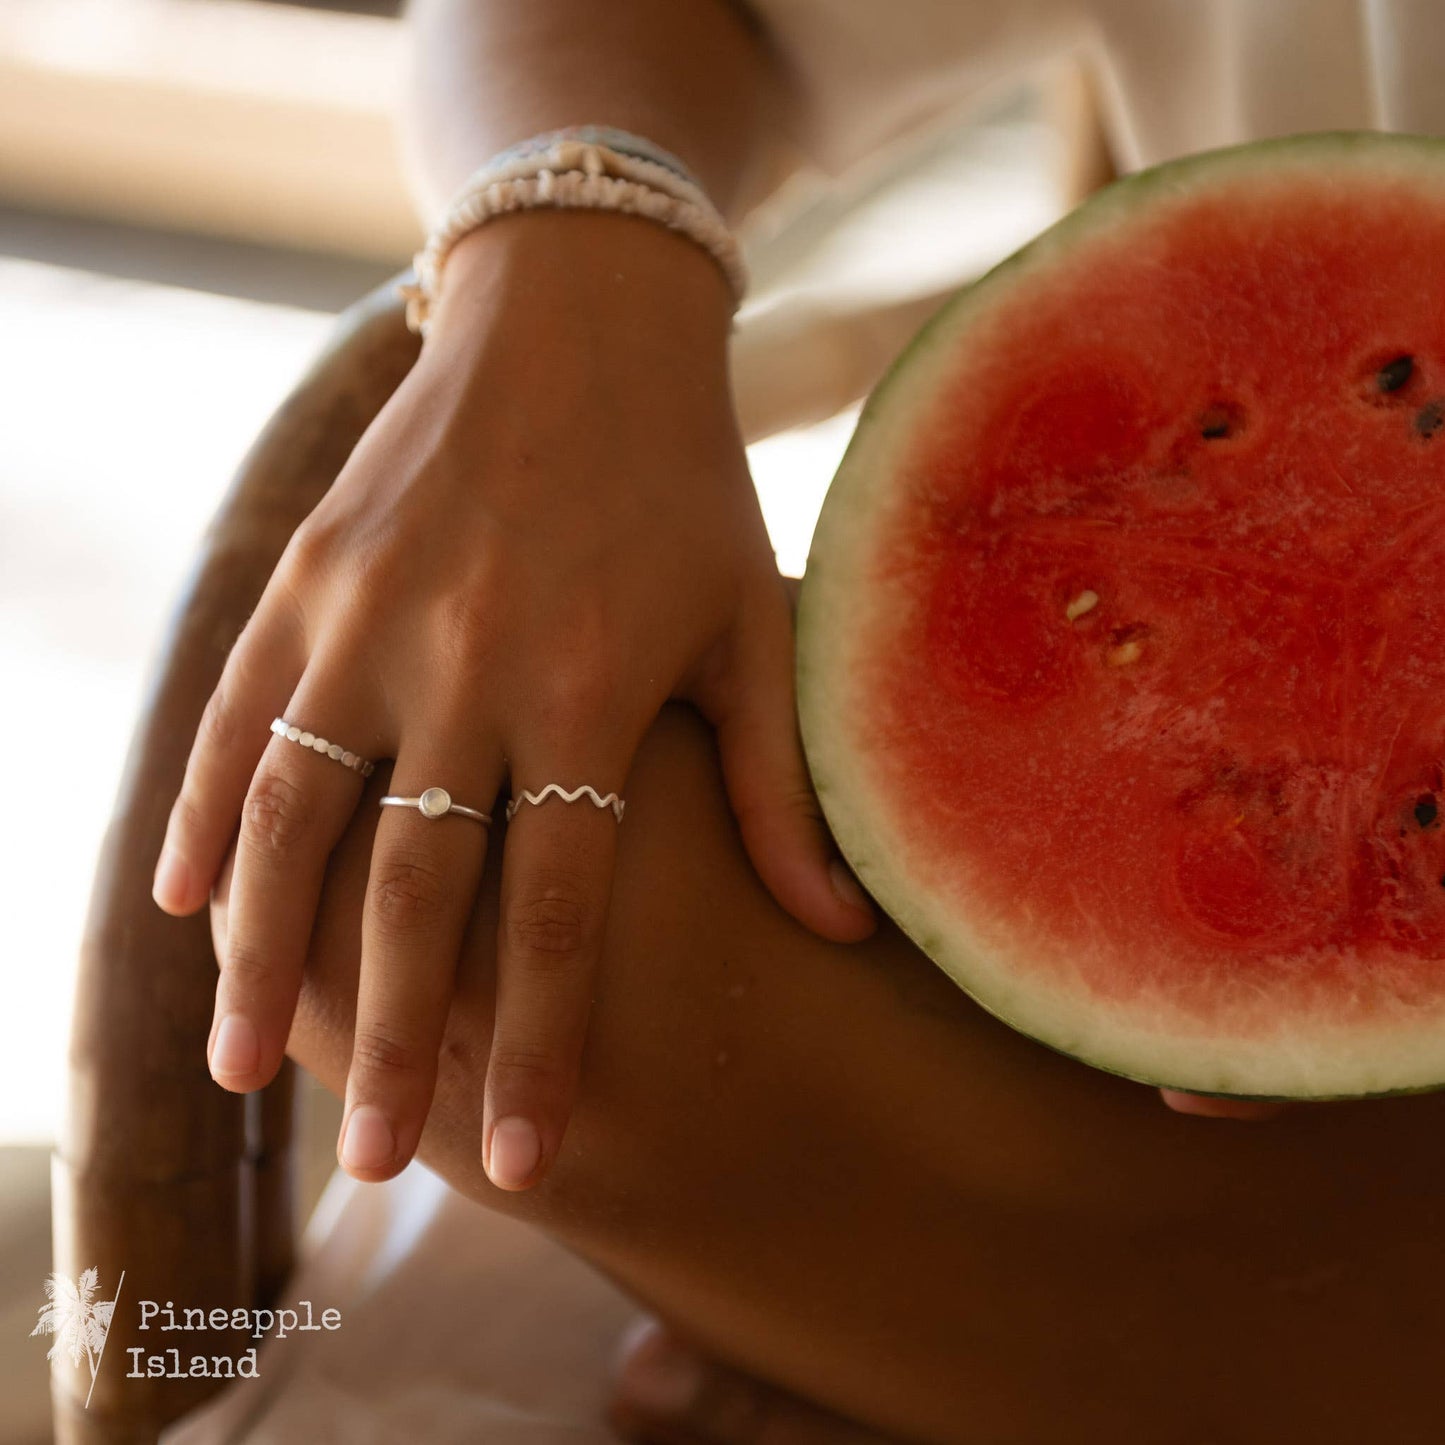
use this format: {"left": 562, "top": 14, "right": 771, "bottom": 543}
{"left": 31, "top": 1267, "right": 125, "bottom": 1408}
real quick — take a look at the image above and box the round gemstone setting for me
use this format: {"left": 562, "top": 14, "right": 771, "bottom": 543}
{"left": 418, "top": 787, "right": 452, "bottom": 819}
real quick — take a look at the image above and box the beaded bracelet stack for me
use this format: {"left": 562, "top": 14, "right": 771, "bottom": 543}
{"left": 398, "top": 125, "right": 747, "bottom": 336}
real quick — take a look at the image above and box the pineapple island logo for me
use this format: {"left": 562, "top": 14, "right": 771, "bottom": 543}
{"left": 32, "top": 1266, "right": 341, "bottom": 1404}
{"left": 31, "top": 1268, "right": 124, "bottom": 1409}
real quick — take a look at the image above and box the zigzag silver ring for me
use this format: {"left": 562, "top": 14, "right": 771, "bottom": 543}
{"left": 505, "top": 784, "right": 625, "bottom": 824}
{"left": 271, "top": 717, "right": 375, "bottom": 777}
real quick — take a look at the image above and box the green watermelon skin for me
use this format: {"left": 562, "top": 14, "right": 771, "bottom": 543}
{"left": 798, "top": 132, "right": 1445, "bottom": 1101}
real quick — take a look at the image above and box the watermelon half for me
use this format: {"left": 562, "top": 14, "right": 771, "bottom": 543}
{"left": 798, "top": 132, "right": 1445, "bottom": 1101}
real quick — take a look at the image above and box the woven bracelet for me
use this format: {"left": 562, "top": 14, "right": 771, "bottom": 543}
{"left": 399, "top": 127, "right": 747, "bottom": 335}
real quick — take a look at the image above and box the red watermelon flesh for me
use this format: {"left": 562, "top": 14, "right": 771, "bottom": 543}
{"left": 798, "top": 135, "right": 1445, "bottom": 1099}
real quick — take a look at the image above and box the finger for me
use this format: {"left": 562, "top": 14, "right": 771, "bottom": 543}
{"left": 691, "top": 577, "right": 876, "bottom": 944}
{"left": 611, "top": 1318, "right": 897, "bottom": 1445}
{"left": 1159, "top": 1089, "right": 1292, "bottom": 1121}
{"left": 209, "top": 670, "right": 381, "bottom": 1093}
{"left": 486, "top": 743, "right": 629, "bottom": 1191}
{"left": 154, "top": 603, "right": 306, "bottom": 916}
{"left": 339, "top": 725, "right": 502, "bottom": 1182}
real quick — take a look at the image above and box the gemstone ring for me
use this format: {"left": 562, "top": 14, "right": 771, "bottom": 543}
{"left": 378, "top": 787, "right": 492, "bottom": 825}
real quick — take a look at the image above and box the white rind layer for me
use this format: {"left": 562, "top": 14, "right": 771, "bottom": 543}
{"left": 796, "top": 132, "right": 1445, "bottom": 1101}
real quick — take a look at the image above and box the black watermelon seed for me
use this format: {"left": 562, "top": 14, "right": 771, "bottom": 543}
{"left": 1439, "top": 873, "right": 1445, "bottom": 888}
{"left": 1199, "top": 406, "right": 1235, "bottom": 440}
{"left": 1415, "top": 795, "right": 1439, "bottom": 828}
{"left": 1378, "top": 355, "right": 1414, "bottom": 392}
{"left": 1415, "top": 400, "right": 1445, "bottom": 438}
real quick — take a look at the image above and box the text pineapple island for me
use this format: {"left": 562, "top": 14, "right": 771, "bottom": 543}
{"left": 124, "top": 1299, "right": 341, "bottom": 1379}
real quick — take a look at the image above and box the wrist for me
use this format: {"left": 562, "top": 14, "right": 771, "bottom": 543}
{"left": 421, "top": 208, "right": 737, "bottom": 359}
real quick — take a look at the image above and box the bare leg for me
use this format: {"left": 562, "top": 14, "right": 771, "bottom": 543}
{"left": 217, "top": 695, "right": 1445, "bottom": 1445}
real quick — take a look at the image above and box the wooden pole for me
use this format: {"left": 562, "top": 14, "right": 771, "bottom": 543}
{"left": 53, "top": 277, "right": 420, "bottom": 1444}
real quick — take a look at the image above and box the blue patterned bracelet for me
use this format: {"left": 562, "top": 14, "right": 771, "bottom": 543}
{"left": 482, "top": 125, "right": 703, "bottom": 190}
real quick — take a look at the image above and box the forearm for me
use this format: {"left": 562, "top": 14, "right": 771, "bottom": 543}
{"left": 400, "top": 0, "right": 782, "bottom": 222}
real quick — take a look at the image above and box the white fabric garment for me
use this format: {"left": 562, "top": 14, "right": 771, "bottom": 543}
{"left": 754, "top": 0, "right": 1445, "bottom": 179}
{"left": 163, "top": 4, "right": 1445, "bottom": 1439}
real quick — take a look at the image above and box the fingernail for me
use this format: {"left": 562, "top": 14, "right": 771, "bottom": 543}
{"left": 618, "top": 1332, "right": 704, "bottom": 1417}
{"left": 828, "top": 857, "right": 873, "bottom": 914}
{"left": 209, "top": 1014, "right": 259, "bottom": 1079}
{"left": 1160, "top": 1089, "right": 1289, "bottom": 1121}
{"left": 487, "top": 1115, "right": 541, "bottom": 1190}
{"left": 152, "top": 847, "right": 191, "bottom": 909}
{"left": 340, "top": 1105, "right": 396, "bottom": 1172}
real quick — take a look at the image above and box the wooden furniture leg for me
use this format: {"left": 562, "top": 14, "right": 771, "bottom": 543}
{"left": 52, "top": 277, "right": 420, "bottom": 1445}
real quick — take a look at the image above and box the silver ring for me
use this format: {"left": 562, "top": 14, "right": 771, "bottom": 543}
{"left": 379, "top": 786, "right": 491, "bottom": 825}
{"left": 271, "top": 716, "right": 375, "bottom": 777}
{"left": 505, "top": 784, "right": 625, "bottom": 823}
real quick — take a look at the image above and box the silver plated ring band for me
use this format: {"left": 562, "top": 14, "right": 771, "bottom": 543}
{"left": 379, "top": 787, "right": 492, "bottom": 825}
{"left": 271, "top": 716, "right": 375, "bottom": 777}
{"left": 505, "top": 783, "right": 625, "bottom": 823}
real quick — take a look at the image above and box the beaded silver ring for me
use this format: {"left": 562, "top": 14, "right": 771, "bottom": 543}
{"left": 270, "top": 717, "right": 375, "bottom": 778}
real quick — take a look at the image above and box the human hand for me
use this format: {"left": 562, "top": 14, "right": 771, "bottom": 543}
{"left": 153, "top": 210, "right": 876, "bottom": 1192}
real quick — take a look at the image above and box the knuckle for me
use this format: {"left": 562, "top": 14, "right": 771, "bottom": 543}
{"left": 558, "top": 662, "right": 615, "bottom": 719}
{"left": 434, "top": 575, "right": 500, "bottom": 653}
{"left": 784, "top": 781, "right": 826, "bottom": 823}
{"left": 197, "top": 687, "right": 242, "bottom": 754}
{"left": 281, "top": 517, "right": 340, "bottom": 578}
{"left": 242, "top": 772, "right": 314, "bottom": 857}
{"left": 369, "top": 853, "right": 450, "bottom": 933}
{"left": 351, "top": 1021, "right": 427, "bottom": 1080}
{"left": 505, "top": 879, "right": 592, "bottom": 962}
{"left": 489, "top": 1041, "right": 569, "bottom": 1092}
{"left": 221, "top": 939, "right": 274, "bottom": 993}
{"left": 168, "top": 787, "right": 210, "bottom": 843}
{"left": 272, "top": 518, "right": 354, "bottom": 630}
{"left": 530, "top": 617, "right": 620, "bottom": 727}
{"left": 528, "top": 673, "right": 615, "bottom": 750}
{"left": 736, "top": 781, "right": 823, "bottom": 830}
{"left": 345, "top": 540, "right": 405, "bottom": 603}
{"left": 431, "top": 587, "right": 508, "bottom": 693}
{"left": 734, "top": 786, "right": 826, "bottom": 843}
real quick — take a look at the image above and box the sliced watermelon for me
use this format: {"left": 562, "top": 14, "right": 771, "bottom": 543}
{"left": 798, "top": 132, "right": 1445, "bottom": 1100}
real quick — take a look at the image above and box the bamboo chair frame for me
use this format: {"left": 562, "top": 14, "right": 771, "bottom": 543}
{"left": 53, "top": 279, "right": 421, "bottom": 1444}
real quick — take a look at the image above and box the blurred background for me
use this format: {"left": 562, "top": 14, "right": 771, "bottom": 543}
{"left": 0, "top": 2, "right": 1095, "bottom": 1436}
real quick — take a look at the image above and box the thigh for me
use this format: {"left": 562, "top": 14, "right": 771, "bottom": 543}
{"left": 264, "top": 702, "right": 1445, "bottom": 1445}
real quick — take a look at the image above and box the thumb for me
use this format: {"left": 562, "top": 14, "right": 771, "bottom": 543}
{"left": 689, "top": 581, "right": 875, "bottom": 943}
{"left": 610, "top": 1318, "right": 898, "bottom": 1445}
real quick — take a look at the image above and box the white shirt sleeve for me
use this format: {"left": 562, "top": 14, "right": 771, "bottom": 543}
{"left": 744, "top": 0, "right": 1439, "bottom": 180}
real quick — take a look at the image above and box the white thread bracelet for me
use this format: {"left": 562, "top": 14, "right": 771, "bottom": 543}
{"left": 482, "top": 124, "right": 702, "bottom": 184}
{"left": 399, "top": 131, "right": 747, "bottom": 335}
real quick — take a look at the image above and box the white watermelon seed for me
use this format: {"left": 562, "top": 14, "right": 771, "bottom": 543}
{"left": 1107, "top": 638, "right": 1144, "bottom": 667}
{"left": 1065, "top": 590, "right": 1099, "bottom": 620}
